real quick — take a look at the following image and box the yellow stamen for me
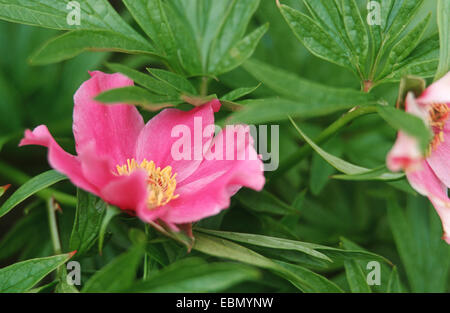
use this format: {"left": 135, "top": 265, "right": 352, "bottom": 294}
{"left": 116, "top": 159, "right": 179, "bottom": 209}
{"left": 427, "top": 103, "right": 449, "bottom": 154}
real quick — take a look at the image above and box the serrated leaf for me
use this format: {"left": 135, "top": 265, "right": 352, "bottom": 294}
{"left": 69, "top": 190, "right": 107, "bottom": 256}
{"left": 0, "top": 252, "right": 73, "bottom": 293}
{"left": 0, "top": 170, "right": 67, "bottom": 219}
{"left": 82, "top": 245, "right": 144, "bottom": 292}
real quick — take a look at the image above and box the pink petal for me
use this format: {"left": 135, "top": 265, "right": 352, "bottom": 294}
{"left": 426, "top": 129, "right": 450, "bottom": 188}
{"left": 387, "top": 131, "right": 423, "bottom": 172}
{"left": 407, "top": 161, "right": 450, "bottom": 244}
{"left": 19, "top": 125, "right": 97, "bottom": 194}
{"left": 100, "top": 169, "right": 148, "bottom": 211}
{"left": 138, "top": 125, "right": 265, "bottom": 224}
{"left": 73, "top": 71, "right": 144, "bottom": 165}
{"left": 419, "top": 72, "right": 450, "bottom": 104}
{"left": 135, "top": 99, "right": 221, "bottom": 183}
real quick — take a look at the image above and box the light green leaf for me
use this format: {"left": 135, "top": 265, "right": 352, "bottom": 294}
{"left": 195, "top": 228, "right": 331, "bottom": 262}
{"left": 30, "top": 30, "right": 155, "bottom": 65}
{"left": 69, "top": 190, "right": 107, "bottom": 256}
{"left": 82, "top": 245, "right": 144, "bottom": 292}
{"left": 0, "top": 252, "right": 73, "bottom": 293}
{"left": 0, "top": 170, "right": 67, "bottom": 219}
{"left": 221, "top": 84, "right": 260, "bottom": 101}
{"left": 95, "top": 86, "right": 179, "bottom": 110}
{"left": 435, "top": 0, "right": 450, "bottom": 80}
{"left": 344, "top": 260, "right": 372, "bottom": 293}
{"left": 377, "top": 105, "right": 432, "bottom": 152}
{"left": 289, "top": 117, "right": 402, "bottom": 181}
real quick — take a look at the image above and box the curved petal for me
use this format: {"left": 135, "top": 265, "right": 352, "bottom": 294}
{"left": 426, "top": 129, "right": 450, "bottom": 188}
{"left": 19, "top": 125, "right": 98, "bottom": 194}
{"left": 419, "top": 72, "right": 450, "bottom": 104}
{"left": 138, "top": 125, "right": 265, "bottom": 224}
{"left": 387, "top": 131, "right": 423, "bottom": 172}
{"left": 73, "top": 71, "right": 144, "bottom": 165}
{"left": 135, "top": 99, "right": 221, "bottom": 183}
{"left": 407, "top": 161, "right": 450, "bottom": 244}
{"left": 100, "top": 169, "right": 148, "bottom": 212}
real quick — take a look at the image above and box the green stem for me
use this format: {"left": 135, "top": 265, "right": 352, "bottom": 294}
{"left": 143, "top": 224, "right": 150, "bottom": 280}
{"left": 0, "top": 160, "right": 77, "bottom": 207}
{"left": 268, "top": 105, "right": 378, "bottom": 182}
{"left": 200, "top": 76, "right": 209, "bottom": 97}
{"left": 47, "top": 198, "right": 62, "bottom": 255}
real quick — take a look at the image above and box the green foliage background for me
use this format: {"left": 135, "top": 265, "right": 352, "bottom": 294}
{"left": 0, "top": 0, "right": 449, "bottom": 293}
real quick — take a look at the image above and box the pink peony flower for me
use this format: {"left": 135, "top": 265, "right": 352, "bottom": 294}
{"left": 20, "top": 71, "right": 265, "bottom": 229}
{"left": 387, "top": 72, "right": 450, "bottom": 243}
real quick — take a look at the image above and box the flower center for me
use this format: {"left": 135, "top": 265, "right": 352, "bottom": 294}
{"left": 428, "top": 103, "right": 449, "bottom": 153}
{"left": 116, "top": 159, "right": 179, "bottom": 209}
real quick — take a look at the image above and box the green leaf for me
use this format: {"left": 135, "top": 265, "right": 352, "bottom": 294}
{"left": 82, "top": 245, "right": 144, "bottom": 292}
{"left": 98, "top": 205, "right": 121, "bottom": 254}
{"left": 195, "top": 228, "right": 332, "bottom": 262}
{"left": 288, "top": 117, "right": 403, "bottom": 180}
{"left": 387, "top": 197, "right": 450, "bottom": 292}
{"left": 340, "top": 0, "right": 369, "bottom": 74}
{"left": 435, "top": 0, "right": 450, "bottom": 80}
{"left": 213, "top": 23, "right": 269, "bottom": 75}
{"left": 95, "top": 86, "right": 179, "bottom": 110}
{"left": 333, "top": 166, "right": 404, "bottom": 181}
{"left": 221, "top": 84, "right": 260, "bottom": 101}
{"left": 378, "top": 14, "right": 431, "bottom": 79}
{"left": 147, "top": 68, "right": 197, "bottom": 95}
{"left": 127, "top": 261, "right": 260, "bottom": 292}
{"left": 0, "top": 170, "right": 67, "bottom": 219}
{"left": 278, "top": 3, "right": 352, "bottom": 68}
{"left": 69, "top": 190, "right": 107, "bottom": 256}
{"left": 30, "top": 30, "right": 155, "bottom": 65}
{"left": 193, "top": 232, "right": 342, "bottom": 292}
{"left": 105, "top": 63, "right": 179, "bottom": 97}
{"left": 377, "top": 105, "right": 432, "bottom": 152}
{"left": 237, "top": 189, "right": 299, "bottom": 215}
{"left": 387, "top": 266, "right": 405, "bottom": 293}
{"left": 0, "top": 252, "right": 73, "bottom": 293}
{"left": 344, "top": 260, "right": 371, "bottom": 293}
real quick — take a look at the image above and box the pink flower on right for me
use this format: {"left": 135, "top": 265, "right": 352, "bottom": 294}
{"left": 387, "top": 72, "right": 450, "bottom": 244}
